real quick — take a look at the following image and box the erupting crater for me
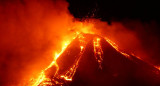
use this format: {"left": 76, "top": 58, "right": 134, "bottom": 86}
{"left": 33, "top": 33, "right": 160, "bottom": 86}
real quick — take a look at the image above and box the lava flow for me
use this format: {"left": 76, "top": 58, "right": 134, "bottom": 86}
{"left": 30, "top": 33, "right": 160, "bottom": 86}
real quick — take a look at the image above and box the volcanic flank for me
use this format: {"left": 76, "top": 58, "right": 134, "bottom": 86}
{"left": 37, "top": 33, "right": 160, "bottom": 86}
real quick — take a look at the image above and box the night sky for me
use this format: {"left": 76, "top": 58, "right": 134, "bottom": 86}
{"left": 67, "top": 0, "right": 160, "bottom": 65}
{"left": 67, "top": 0, "right": 160, "bottom": 22}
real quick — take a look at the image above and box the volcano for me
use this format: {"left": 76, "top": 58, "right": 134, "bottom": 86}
{"left": 37, "top": 33, "right": 160, "bottom": 86}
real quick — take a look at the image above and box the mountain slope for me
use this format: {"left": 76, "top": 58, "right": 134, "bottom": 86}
{"left": 38, "top": 33, "right": 160, "bottom": 86}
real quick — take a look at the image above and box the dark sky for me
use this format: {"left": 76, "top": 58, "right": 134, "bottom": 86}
{"left": 67, "top": 0, "right": 160, "bottom": 22}
{"left": 67, "top": 0, "right": 160, "bottom": 65}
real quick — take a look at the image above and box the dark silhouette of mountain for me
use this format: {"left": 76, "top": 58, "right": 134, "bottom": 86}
{"left": 39, "top": 33, "right": 160, "bottom": 86}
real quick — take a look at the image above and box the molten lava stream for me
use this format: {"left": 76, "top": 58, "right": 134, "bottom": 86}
{"left": 93, "top": 37, "right": 103, "bottom": 69}
{"left": 31, "top": 41, "right": 72, "bottom": 86}
{"left": 30, "top": 33, "right": 160, "bottom": 86}
{"left": 31, "top": 33, "right": 88, "bottom": 86}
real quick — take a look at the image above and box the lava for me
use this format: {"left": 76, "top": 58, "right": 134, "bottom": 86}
{"left": 1, "top": 0, "right": 160, "bottom": 86}
{"left": 93, "top": 37, "right": 103, "bottom": 69}
{"left": 31, "top": 33, "right": 87, "bottom": 86}
{"left": 30, "top": 33, "right": 160, "bottom": 86}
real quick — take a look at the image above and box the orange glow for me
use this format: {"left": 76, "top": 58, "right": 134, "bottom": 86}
{"left": 31, "top": 28, "right": 160, "bottom": 85}
{"left": 155, "top": 66, "right": 160, "bottom": 71}
{"left": 27, "top": 20, "right": 160, "bottom": 85}
{"left": 93, "top": 37, "right": 103, "bottom": 69}
{"left": 56, "top": 35, "right": 86, "bottom": 83}
{"left": 31, "top": 33, "right": 87, "bottom": 86}
{"left": 1, "top": 0, "right": 160, "bottom": 86}
{"left": 54, "top": 40, "right": 71, "bottom": 60}
{"left": 105, "top": 37, "right": 131, "bottom": 59}
{"left": 105, "top": 38, "right": 160, "bottom": 71}
{"left": 30, "top": 38, "right": 73, "bottom": 86}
